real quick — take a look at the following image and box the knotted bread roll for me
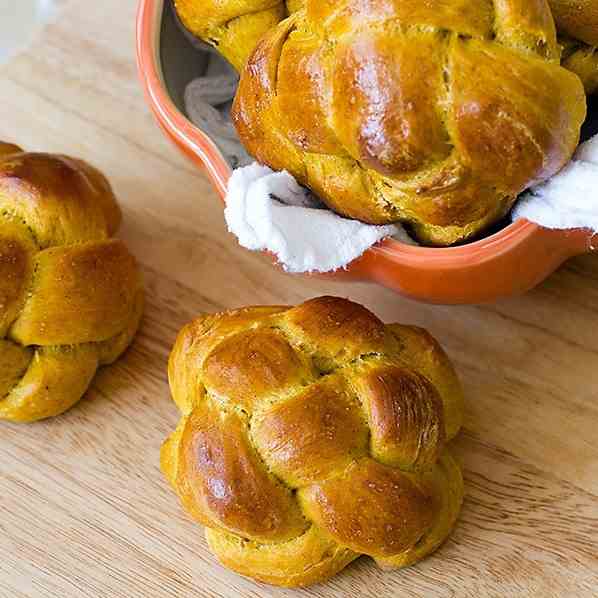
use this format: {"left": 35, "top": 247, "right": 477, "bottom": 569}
{"left": 162, "top": 296, "right": 464, "bottom": 587}
{"left": 232, "top": 0, "right": 586, "bottom": 246}
{"left": 0, "top": 143, "right": 143, "bottom": 423}
{"left": 176, "top": 0, "right": 597, "bottom": 95}
{"left": 549, "top": 0, "right": 598, "bottom": 93}
{"left": 174, "top": 0, "right": 303, "bottom": 71}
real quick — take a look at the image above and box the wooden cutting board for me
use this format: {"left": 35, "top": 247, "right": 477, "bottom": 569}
{"left": 1, "top": 2, "right": 597, "bottom": 596}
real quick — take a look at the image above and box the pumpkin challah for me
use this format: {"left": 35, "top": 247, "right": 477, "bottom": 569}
{"left": 0, "top": 143, "right": 143, "bottom": 423}
{"left": 162, "top": 296, "right": 464, "bottom": 587}
{"left": 231, "top": 0, "right": 586, "bottom": 246}
{"left": 178, "top": 0, "right": 597, "bottom": 95}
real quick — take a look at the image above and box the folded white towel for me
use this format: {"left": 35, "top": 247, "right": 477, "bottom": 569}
{"left": 513, "top": 135, "right": 598, "bottom": 231}
{"left": 224, "top": 164, "right": 411, "bottom": 273}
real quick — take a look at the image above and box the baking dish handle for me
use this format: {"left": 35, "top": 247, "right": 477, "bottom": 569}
{"left": 554, "top": 227, "right": 598, "bottom": 255}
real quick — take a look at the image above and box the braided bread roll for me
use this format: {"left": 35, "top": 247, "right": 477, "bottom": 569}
{"left": 550, "top": 0, "right": 598, "bottom": 94}
{"left": 174, "top": 0, "right": 303, "bottom": 71}
{"left": 231, "top": 0, "right": 586, "bottom": 245}
{"left": 176, "top": 0, "right": 597, "bottom": 95}
{"left": 162, "top": 296, "right": 464, "bottom": 587}
{"left": 0, "top": 143, "right": 143, "bottom": 423}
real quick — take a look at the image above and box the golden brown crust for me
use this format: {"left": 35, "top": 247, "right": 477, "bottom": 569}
{"left": 350, "top": 362, "right": 445, "bottom": 471}
{"left": 177, "top": 402, "right": 308, "bottom": 542}
{"left": 0, "top": 345, "right": 100, "bottom": 423}
{"left": 0, "top": 144, "right": 143, "bottom": 423}
{"left": 232, "top": 0, "right": 586, "bottom": 245}
{"left": 167, "top": 307, "right": 287, "bottom": 414}
{"left": 11, "top": 240, "right": 140, "bottom": 347}
{"left": 0, "top": 228, "right": 36, "bottom": 337}
{"left": 299, "top": 459, "right": 436, "bottom": 558}
{"left": 283, "top": 295, "right": 394, "bottom": 366}
{"left": 177, "top": 0, "right": 598, "bottom": 93}
{"left": 389, "top": 324, "right": 465, "bottom": 441}
{"left": 203, "top": 329, "right": 313, "bottom": 408}
{"left": 251, "top": 376, "right": 369, "bottom": 487}
{"left": 375, "top": 451, "right": 463, "bottom": 569}
{"left": 0, "top": 340, "right": 32, "bottom": 399}
{"left": 163, "top": 296, "right": 465, "bottom": 587}
{"left": 0, "top": 142, "right": 23, "bottom": 159}
{"left": 0, "top": 150, "right": 121, "bottom": 246}
{"left": 205, "top": 525, "right": 358, "bottom": 588}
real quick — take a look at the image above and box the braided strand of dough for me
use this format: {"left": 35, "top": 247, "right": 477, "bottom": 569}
{"left": 173, "top": 0, "right": 301, "bottom": 70}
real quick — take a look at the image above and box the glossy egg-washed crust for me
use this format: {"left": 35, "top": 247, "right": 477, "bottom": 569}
{"left": 162, "top": 296, "right": 465, "bottom": 587}
{"left": 0, "top": 142, "right": 143, "bottom": 423}
{"left": 230, "top": 0, "right": 586, "bottom": 246}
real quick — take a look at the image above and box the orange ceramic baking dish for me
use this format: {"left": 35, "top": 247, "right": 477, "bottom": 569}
{"left": 136, "top": 0, "right": 598, "bottom": 305}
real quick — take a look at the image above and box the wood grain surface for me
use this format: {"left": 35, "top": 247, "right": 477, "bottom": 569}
{"left": 1, "top": 2, "right": 597, "bottom": 597}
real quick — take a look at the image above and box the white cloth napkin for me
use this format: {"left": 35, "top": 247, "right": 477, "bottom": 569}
{"left": 183, "top": 46, "right": 251, "bottom": 168}
{"left": 224, "top": 163, "right": 410, "bottom": 273}
{"left": 513, "top": 135, "right": 598, "bottom": 231}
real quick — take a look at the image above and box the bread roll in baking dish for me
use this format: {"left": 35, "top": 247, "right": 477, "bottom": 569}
{"left": 232, "top": 1, "right": 586, "bottom": 245}
{"left": 175, "top": 0, "right": 597, "bottom": 95}
{"left": 173, "top": 0, "right": 302, "bottom": 70}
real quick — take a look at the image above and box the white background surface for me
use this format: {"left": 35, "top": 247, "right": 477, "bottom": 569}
{"left": 0, "top": 0, "right": 56, "bottom": 65}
